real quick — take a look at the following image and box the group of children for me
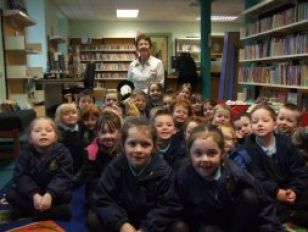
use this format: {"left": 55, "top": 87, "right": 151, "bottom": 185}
{"left": 5, "top": 82, "right": 308, "bottom": 232}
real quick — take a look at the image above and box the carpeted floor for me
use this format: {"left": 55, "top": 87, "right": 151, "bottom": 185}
{"left": 0, "top": 158, "right": 87, "bottom": 232}
{"left": 0, "top": 184, "right": 87, "bottom": 231}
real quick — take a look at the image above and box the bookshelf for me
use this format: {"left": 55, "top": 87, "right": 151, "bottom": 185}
{"left": 3, "top": 9, "right": 43, "bottom": 99}
{"left": 238, "top": 0, "right": 308, "bottom": 105}
{"left": 174, "top": 36, "right": 224, "bottom": 74}
{"left": 70, "top": 37, "right": 135, "bottom": 89}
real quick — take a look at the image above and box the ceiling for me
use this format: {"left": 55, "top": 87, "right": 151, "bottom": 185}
{"left": 50, "top": 0, "right": 244, "bottom": 22}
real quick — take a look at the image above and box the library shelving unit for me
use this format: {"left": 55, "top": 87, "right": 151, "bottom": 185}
{"left": 47, "top": 35, "right": 66, "bottom": 74}
{"left": 174, "top": 36, "right": 224, "bottom": 74}
{"left": 3, "top": 9, "right": 43, "bottom": 100}
{"left": 69, "top": 37, "right": 136, "bottom": 89}
{"left": 238, "top": 0, "right": 308, "bottom": 105}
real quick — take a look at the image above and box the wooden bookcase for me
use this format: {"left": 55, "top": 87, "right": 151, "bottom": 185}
{"left": 3, "top": 10, "right": 42, "bottom": 100}
{"left": 238, "top": 0, "right": 308, "bottom": 106}
{"left": 69, "top": 37, "right": 136, "bottom": 89}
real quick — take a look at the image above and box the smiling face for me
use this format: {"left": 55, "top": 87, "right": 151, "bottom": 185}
{"left": 61, "top": 110, "right": 79, "bottom": 127}
{"left": 251, "top": 108, "right": 276, "bottom": 139}
{"left": 98, "top": 124, "right": 120, "bottom": 150}
{"left": 137, "top": 38, "right": 151, "bottom": 60}
{"left": 154, "top": 114, "right": 176, "bottom": 142}
{"left": 173, "top": 105, "right": 189, "bottom": 123}
{"left": 124, "top": 127, "right": 154, "bottom": 170}
{"left": 212, "top": 109, "right": 231, "bottom": 126}
{"left": 149, "top": 84, "right": 162, "bottom": 102}
{"left": 30, "top": 118, "right": 57, "bottom": 151}
{"left": 277, "top": 108, "right": 299, "bottom": 135}
{"left": 190, "top": 137, "right": 223, "bottom": 177}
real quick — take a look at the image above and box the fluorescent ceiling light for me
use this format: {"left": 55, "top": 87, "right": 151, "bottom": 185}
{"left": 211, "top": 16, "right": 237, "bottom": 21}
{"left": 116, "top": 9, "right": 139, "bottom": 18}
{"left": 196, "top": 16, "right": 237, "bottom": 21}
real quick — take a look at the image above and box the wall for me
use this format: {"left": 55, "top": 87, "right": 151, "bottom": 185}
{"left": 69, "top": 20, "right": 242, "bottom": 40}
{"left": 26, "top": 0, "right": 47, "bottom": 71}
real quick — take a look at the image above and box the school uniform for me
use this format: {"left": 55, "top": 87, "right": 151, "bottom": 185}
{"left": 243, "top": 133, "right": 308, "bottom": 225}
{"left": 58, "top": 124, "right": 86, "bottom": 185}
{"left": 158, "top": 131, "right": 187, "bottom": 171}
{"left": 229, "top": 145, "right": 251, "bottom": 170}
{"left": 6, "top": 143, "right": 73, "bottom": 220}
{"left": 146, "top": 99, "right": 163, "bottom": 113}
{"left": 277, "top": 127, "right": 308, "bottom": 166}
{"left": 84, "top": 138, "right": 117, "bottom": 198}
{"left": 176, "top": 158, "right": 282, "bottom": 232}
{"left": 89, "top": 153, "right": 182, "bottom": 232}
{"left": 79, "top": 122, "right": 96, "bottom": 147}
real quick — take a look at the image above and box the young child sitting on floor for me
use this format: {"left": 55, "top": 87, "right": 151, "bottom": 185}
{"left": 276, "top": 103, "right": 308, "bottom": 165}
{"left": 87, "top": 117, "right": 182, "bottom": 232}
{"left": 233, "top": 112, "right": 252, "bottom": 144}
{"left": 6, "top": 117, "right": 73, "bottom": 221}
{"left": 174, "top": 124, "right": 282, "bottom": 232}
{"left": 243, "top": 104, "right": 308, "bottom": 228}
{"left": 55, "top": 103, "right": 86, "bottom": 187}
{"left": 153, "top": 109, "right": 186, "bottom": 171}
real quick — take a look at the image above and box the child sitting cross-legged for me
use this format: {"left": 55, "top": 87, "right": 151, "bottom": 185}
{"left": 243, "top": 104, "right": 308, "bottom": 228}
{"left": 6, "top": 117, "right": 73, "bottom": 221}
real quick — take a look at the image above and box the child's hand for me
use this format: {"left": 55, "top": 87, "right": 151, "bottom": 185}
{"left": 120, "top": 222, "right": 137, "bottom": 232}
{"left": 33, "top": 193, "right": 43, "bottom": 210}
{"left": 276, "top": 189, "right": 287, "bottom": 202}
{"left": 39, "top": 192, "right": 53, "bottom": 211}
{"left": 285, "top": 189, "right": 296, "bottom": 204}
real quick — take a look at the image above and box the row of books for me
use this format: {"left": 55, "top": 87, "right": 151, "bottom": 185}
{"left": 238, "top": 63, "right": 308, "bottom": 86}
{"left": 243, "top": 2, "right": 308, "bottom": 37}
{"left": 78, "top": 44, "right": 135, "bottom": 51}
{"left": 258, "top": 88, "right": 308, "bottom": 111}
{"left": 95, "top": 63, "right": 129, "bottom": 71}
{"left": 95, "top": 72, "right": 126, "bottom": 79}
{"left": 80, "top": 53, "right": 135, "bottom": 61}
{"left": 241, "top": 33, "right": 308, "bottom": 59}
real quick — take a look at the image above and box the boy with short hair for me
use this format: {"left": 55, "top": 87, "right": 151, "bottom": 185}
{"left": 233, "top": 112, "right": 252, "bottom": 144}
{"left": 277, "top": 103, "right": 308, "bottom": 165}
{"left": 153, "top": 109, "right": 186, "bottom": 170}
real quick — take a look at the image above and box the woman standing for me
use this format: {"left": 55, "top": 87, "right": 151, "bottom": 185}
{"left": 127, "top": 34, "right": 165, "bottom": 93}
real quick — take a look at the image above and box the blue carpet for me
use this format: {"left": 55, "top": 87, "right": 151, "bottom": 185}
{"left": 0, "top": 160, "right": 14, "bottom": 190}
{"left": 0, "top": 184, "right": 87, "bottom": 232}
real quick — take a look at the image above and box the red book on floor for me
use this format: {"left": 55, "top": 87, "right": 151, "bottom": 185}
{"left": 7, "top": 220, "right": 65, "bottom": 232}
